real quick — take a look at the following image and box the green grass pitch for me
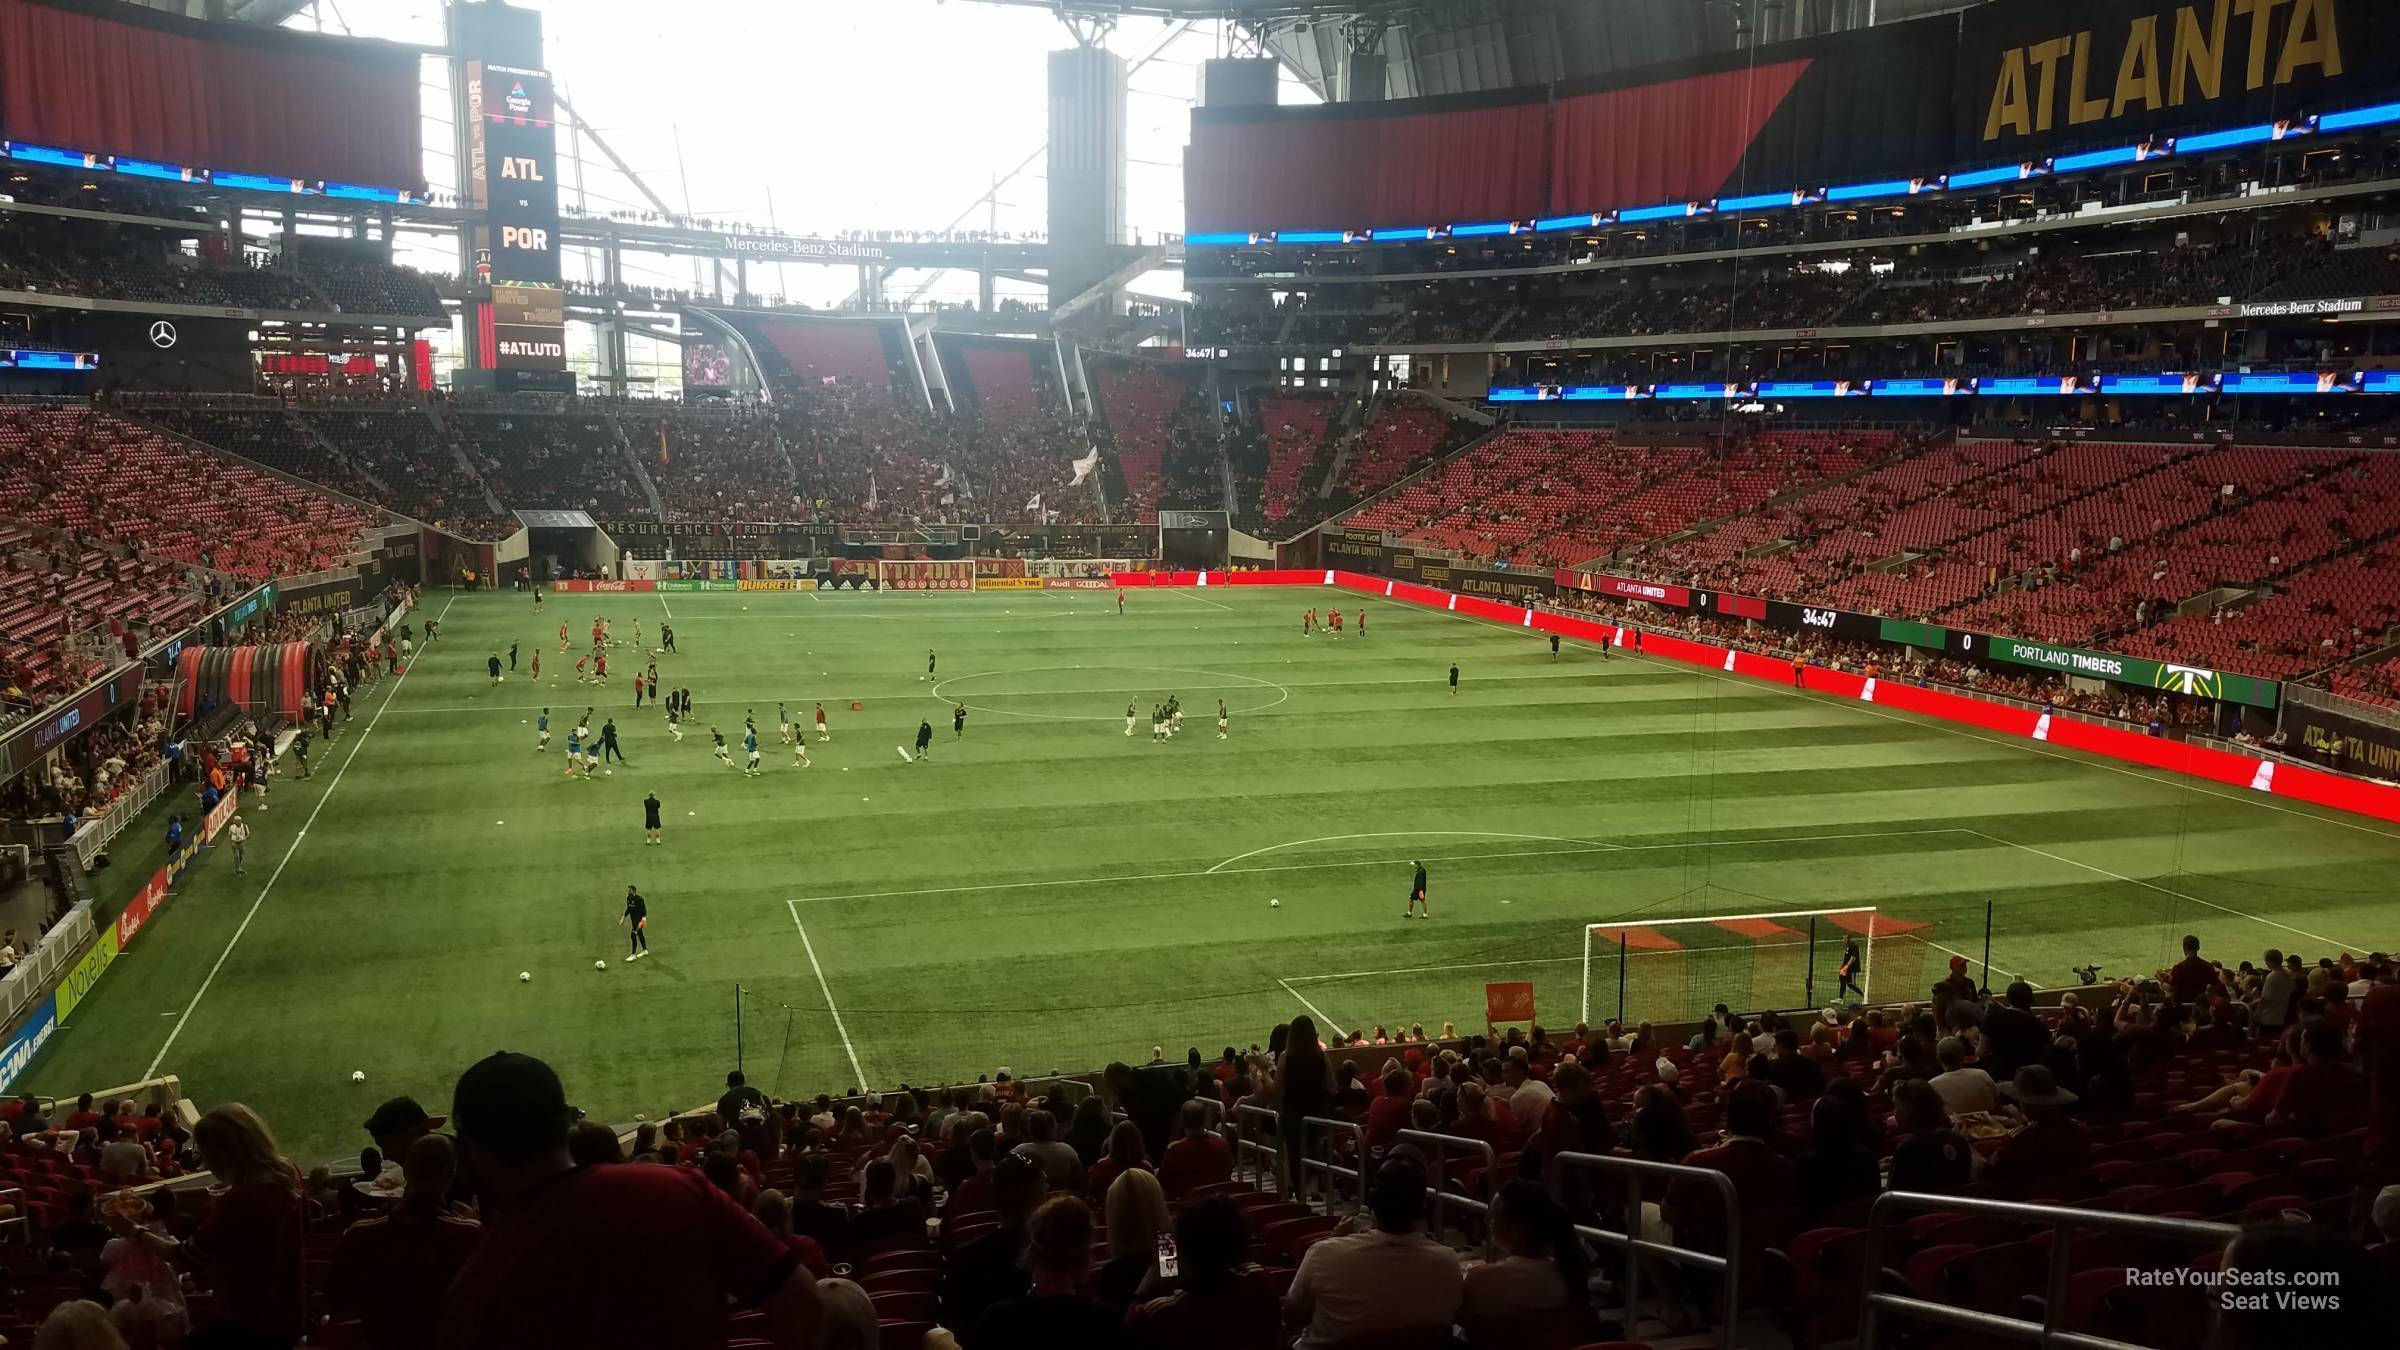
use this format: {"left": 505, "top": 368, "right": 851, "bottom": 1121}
{"left": 25, "top": 584, "right": 2400, "bottom": 1160}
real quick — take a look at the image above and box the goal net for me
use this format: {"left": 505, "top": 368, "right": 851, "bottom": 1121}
{"left": 1581, "top": 907, "right": 1930, "bottom": 1026}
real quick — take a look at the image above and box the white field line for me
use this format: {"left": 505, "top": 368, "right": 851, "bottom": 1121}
{"left": 145, "top": 593, "right": 459, "bottom": 1078}
{"left": 786, "top": 827, "right": 1978, "bottom": 906}
{"left": 1276, "top": 979, "right": 1347, "bottom": 1040}
{"left": 1171, "top": 587, "right": 1237, "bottom": 613}
{"left": 1965, "top": 828, "right": 2384, "bottom": 953}
{"left": 787, "top": 903, "right": 871, "bottom": 1093}
{"left": 1206, "top": 830, "right": 1623, "bottom": 873}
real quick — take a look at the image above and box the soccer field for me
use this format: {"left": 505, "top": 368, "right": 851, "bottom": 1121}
{"left": 27, "top": 584, "right": 2400, "bottom": 1160}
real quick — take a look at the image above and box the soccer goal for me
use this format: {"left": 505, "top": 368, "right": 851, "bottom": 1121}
{"left": 1580, "top": 907, "right": 1931, "bottom": 1026}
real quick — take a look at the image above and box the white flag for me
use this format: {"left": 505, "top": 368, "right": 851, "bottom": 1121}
{"left": 1070, "top": 448, "right": 1101, "bottom": 486}
{"left": 935, "top": 462, "right": 955, "bottom": 488}
{"left": 865, "top": 473, "right": 878, "bottom": 512}
{"left": 1025, "top": 492, "right": 1043, "bottom": 513}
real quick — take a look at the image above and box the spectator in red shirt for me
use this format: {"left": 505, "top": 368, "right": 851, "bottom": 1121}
{"left": 1084, "top": 1121, "right": 1152, "bottom": 1198}
{"left": 1988, "top": 1066, "right": 2091, "bottom": 1195}
{"left": 1664, "top": 1080, "right": 1797, "bottom": 1256}
{"left": 62, "top": 1093, "right": 102, "bottom": 1134}
{"left": 1449, "top": 1081, "right": 1514, "bottom": 1146}
{"left": 2270, "top": 1022, "right": 2359, "bottom": 1133}
{"left": 2168, "top": 934, "right": 2225, "bottom": 1005}
{"left": 1157, "top": 1100, "right": 1232, "bottom": 1199}
{"left": 438, "top": 1051, "right": 821, "bottom": 1350}
{"left": 1364, "top": 1069, "right": 1414, "bottom": 1150}
{"left": 329, "top": 1135, "right": 484, "bottom": 1350}
{"left": 750, "top": 1190, "right": 830, "bottom": 1278}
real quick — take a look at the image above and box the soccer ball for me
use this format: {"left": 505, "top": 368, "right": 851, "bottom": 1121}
{"left": 518, "top": 971, "right": 531, "bottom": 982}
{"left": 350, "top": 1070, "right": 365, "bottom": 1083}
{"left": 497, "top": 675, "right": 505, "bottom": 683}
{"left": 1270, "top": 898, "right": 1281, "bottom": 909}
{"left": 594, "top": 959, "right": 607, "bottom": 971}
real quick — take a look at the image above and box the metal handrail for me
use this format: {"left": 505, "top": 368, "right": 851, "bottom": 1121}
{"left": 1858, "top": 1191, "right": 2237, "bottom": 1350}
{"left": 1298, "top": 1114, "right": 1368, "bottom": 1213}
{"left": 1552, "top": 1150, "right": 1742, "bottom": 1350}
{"left": 1225, "top": 1105, "right": 1368, "bottom": 1212}
{"left": 1230, "top": 1103, "right": 1279, "bottom": 1189}
{"left": 1393, "top": 1128, "right": 1498, "bottom": 1238}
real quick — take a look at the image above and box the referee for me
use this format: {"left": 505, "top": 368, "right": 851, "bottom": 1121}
{"left": 618, "top": 885, "right": 650, "bottom": 960}
{"left": 642, "top": 792, "right": 662, "bottom": 846}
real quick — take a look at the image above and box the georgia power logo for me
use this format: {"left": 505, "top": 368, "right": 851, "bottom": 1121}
{"left": 147, "top": 320, "right": 178, "bottom": 349}
{"left": 506, "top": 81, "right": 533, "bottom": 116}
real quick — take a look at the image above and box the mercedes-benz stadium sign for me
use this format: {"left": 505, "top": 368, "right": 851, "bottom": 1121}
{"left": 719, "top": 236, "right": 889, "bottom": 263}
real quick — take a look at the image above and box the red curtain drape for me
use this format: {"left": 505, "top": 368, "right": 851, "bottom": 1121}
{"left": 0, "top": 0, "right": 421, "bottom": 187}
{"left": 1548, "top": 59, "right": 1812, "bottom": 213}
{"left": 960, "top": 345, "right": 1038, "bottom": 420}
{"left": 1186, "top": 99, "right": 1550, "bottom": 233}
{"left": 761, "top": 321, "right": 891, "bottom": 389}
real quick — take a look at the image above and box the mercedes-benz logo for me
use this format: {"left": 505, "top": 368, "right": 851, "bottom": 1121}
{"left": 148, "top": 320, "right": 178, "bottom": 349}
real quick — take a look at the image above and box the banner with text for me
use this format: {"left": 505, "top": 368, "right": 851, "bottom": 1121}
{"left": 1555, "top": 569, "right": 1694, "bottom": 609}
{"left": 1955, "top": 0, "right": 2400, "bottom": 163}
{"left": 1958, "top": 632, "right": 2279, "bottom": 708}
{"left": 1450, "top": 565, "right": 1555, "bottom": 605}
{"left": 2285, "top": 699, "right": 2400, "bottom": 778}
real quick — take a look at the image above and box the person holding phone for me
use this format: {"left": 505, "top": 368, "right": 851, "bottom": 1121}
{"left": 1127, "top": 1196, "right": 1278, "bottom": 1349}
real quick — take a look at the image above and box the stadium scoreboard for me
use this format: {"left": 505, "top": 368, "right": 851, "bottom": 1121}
{"left": 466, "top": 61, "right": 565, "bottom": 375}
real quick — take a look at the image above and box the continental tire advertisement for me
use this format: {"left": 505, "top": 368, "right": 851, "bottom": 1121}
{"left": 1957, "top": 0, "right": 2397, "bottom": 162}
{"left": 2285, "top": 701, "right": 2400, "bottom": 779}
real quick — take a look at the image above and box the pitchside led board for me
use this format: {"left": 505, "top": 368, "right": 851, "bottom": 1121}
{"left": 467, "top": 61, "right": 564, "bottom": 372}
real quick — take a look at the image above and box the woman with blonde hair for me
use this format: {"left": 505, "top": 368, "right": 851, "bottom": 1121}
{"left": 1720, "top": 1032, "right": 1754, "bottom": 1080}
{"left": 33, "top": 1300, "right": 124, "bottom": 1350}
{"left": 108, "top": 1104, "right": 303, "bottom": 1348}
{"left": 873, "top": 1132, "right": 936, "bottom": 1203}
{"left": 1096, "top": 1167, "right": 1172, "bottom": 1314}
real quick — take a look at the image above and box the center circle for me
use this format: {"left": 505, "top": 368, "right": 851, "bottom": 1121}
{"left": 931, "top": 665, "right": 1293, "bottom": 722}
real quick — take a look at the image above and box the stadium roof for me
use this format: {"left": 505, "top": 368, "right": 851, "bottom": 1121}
{"left": 965, "top": 0, "right": 1979, "bottom": 100}
{"left": 120, "top": 0, "right": 314, "bottom": 25}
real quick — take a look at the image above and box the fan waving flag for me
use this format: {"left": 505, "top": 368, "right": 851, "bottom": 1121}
{"left": 1070, "top": 447, "right": 1101, "bottom": 486}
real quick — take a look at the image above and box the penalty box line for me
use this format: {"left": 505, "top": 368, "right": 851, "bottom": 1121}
{"left": 783, "top": 826, "right": 1981, "bottom": 907}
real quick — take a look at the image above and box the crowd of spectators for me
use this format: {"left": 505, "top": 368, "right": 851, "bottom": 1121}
{"left": 1, "top": 932, "right": 2383, "bottom": 1349}
{"left": 1193, "top": 237, "right": 2337, "bottom": 352}
{"left": 644, "top": 408, "right": 798, "bottom": 523}
{"left": 452, "top": 411, "right": 649, "bottom": 517}
{"left": 0, "top": 214, "right": 442, "bottom": 316}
